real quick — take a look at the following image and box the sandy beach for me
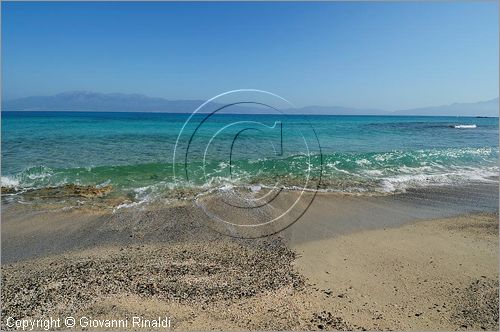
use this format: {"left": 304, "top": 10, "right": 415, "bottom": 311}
{"left": 2, "top": 1, "right": 499, "bottom": 331}
{"left": 1, "top": 184, "right": 498, "bottom": 331}
{"left": 292, "top": 213, "right": 498, "bottom": 330}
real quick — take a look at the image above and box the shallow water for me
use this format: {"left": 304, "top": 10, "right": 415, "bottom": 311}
{"left": 2, "top": 111, "right": 498, "bottom": 206}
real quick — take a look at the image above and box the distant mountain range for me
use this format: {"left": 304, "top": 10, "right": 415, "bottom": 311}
{"left": 392, "top": 98, "right": 499, "bottom": 117}
{"left": 2, "top": 91, "right": 498, "bottom": 116}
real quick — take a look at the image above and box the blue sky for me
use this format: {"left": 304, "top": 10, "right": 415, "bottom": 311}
{"left": 2, "top": 1, "right": 498, "bottom": 110}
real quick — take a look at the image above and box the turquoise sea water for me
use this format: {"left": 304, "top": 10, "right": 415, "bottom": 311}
{"left": 1, "top": 111, "right": 498, "bottom": 204}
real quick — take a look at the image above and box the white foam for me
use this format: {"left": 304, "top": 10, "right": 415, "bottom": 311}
{"left": 96, "top": 179, "right": 111, "bottom": 188}
{"left": 113, "top": 201, "right": 142, "bottom": 212}
{"left": 250, "top": 185, "right": 262, "bottom": 192}
{"left": 377, "top": 166, "right": 499, "bottom": 193}
{"left": 218, "top": 184, "right": 235, "bottom": 192}
{"left": 363, "top": 169, "right": 383, "bottom": 176}
{"left": 355, "top": 158, "right": 371, "bottom": 166}
{"left": 1, "top": 176, "right": 19, "bottom": 188}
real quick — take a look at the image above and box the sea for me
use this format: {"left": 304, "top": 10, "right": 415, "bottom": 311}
{"left": 1, "top": 111, "right": 498, "bottom": 207}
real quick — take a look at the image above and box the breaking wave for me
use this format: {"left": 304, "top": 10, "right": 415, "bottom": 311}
{"left": 2, "top": 146, "right": 498, "bottom": 207}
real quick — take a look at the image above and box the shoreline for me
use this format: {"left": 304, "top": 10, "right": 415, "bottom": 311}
{"left": 1, "top": 183, "right": 498, "bottom": 264}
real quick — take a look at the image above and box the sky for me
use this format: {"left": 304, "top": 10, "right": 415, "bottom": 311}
{"left": 1, "top": 1, "right": 498, "bottom": 111}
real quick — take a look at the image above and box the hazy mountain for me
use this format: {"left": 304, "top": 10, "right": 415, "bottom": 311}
{"left": 393, "top": 98, "right": 499, "bottom": 117}
{"left": 291, "top": 105, "right": 387, "bottom": 115}
{"left": 2, "top": 91, "right": 206, "bottom": 113}
{"left": 2, "top": 91, "right": 498, "bottom": 116}
{"left": 2, "top": 91, "right": 386, "bottom": 114}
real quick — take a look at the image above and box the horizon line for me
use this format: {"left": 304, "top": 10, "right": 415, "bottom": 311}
{"left": 2, "top": 110, "right": 498, "bottom": 118}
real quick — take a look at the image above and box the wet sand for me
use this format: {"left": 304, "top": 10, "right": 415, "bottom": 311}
{"left": 1, "top": 184, "right": 499, "bottom": 330}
